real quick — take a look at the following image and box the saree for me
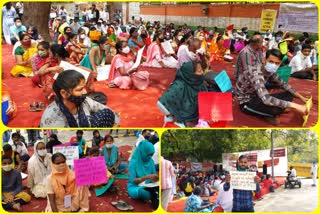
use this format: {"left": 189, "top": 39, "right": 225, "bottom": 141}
{"left": 108, "top": 54, "right": 134, "bottom": 89}
{"left": 10, "top": 44, "right": 38, "bottom": 77}
{"left": 159, "top": 61, "right": 207, "bottom": 123}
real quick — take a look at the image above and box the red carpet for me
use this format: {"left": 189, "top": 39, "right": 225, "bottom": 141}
{"left": 13, "top": 144, "right": 154, "bottom": 212}
{"left": 2, "top": 44, "right": 318, "bottom": 127}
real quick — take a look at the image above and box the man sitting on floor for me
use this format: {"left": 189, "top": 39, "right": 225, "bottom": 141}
{"left": 236, "top": 47, "right": 309, "bottom": 125}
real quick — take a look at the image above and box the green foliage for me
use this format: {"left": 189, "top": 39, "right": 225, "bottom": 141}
{"left": 161, "top": 130, "right": 318, "bottom": 163}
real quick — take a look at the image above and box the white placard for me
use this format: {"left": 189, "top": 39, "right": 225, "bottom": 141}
{"left": 86, "top": 140, "right": 93, "bottom": 148}
{"left": 229, "top": 171, "right": 256, "bottom": 191}
{"left": 52, "top": 146, "right": 79, "bottom": 167}
{"left": 56, "top": 61, "right": 90, "bottom": 82}
{"left": 96, "top": 65, "right": 111, "bottom": 81}
{"left": 21, "top": 172, "right": 28, "bottom": 179}
{"left": 161, "top": 41, "right": 175, "bottom": 55}
{"left": 128, "top": 46, "right": 145, "bottom": 73}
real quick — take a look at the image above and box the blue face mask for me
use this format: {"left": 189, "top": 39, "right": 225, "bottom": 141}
{"left": 276, "top": 36, "right": 282, "bottom": 42}
{"left": 265, "top": 62, "right": 280, "bottom": 73}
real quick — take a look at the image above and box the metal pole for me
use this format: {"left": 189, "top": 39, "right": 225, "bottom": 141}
{"left": 271, "top": 130, "right": 275, "bottom": 181}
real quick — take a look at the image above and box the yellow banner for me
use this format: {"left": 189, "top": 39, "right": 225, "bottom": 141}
{"left": 259, "top": 9, "right": 277, "bottom": 33}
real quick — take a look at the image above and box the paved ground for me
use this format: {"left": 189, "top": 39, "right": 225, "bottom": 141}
{"left": 255, "top": 178, "right": 318, "bottom": 212}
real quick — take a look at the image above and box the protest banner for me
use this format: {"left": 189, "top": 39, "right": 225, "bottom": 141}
{"left": 230, "top": 171, "right": 256, "bottom": 190}
{"left": 53, "top": 145, "right": 79, "bottom": 168}
{"left": 74, "top": 156, "right": 107, "bottom": 186}
{"left": 259, "top": 9, "right": 277, "bottom": 33}
{"left": 190, "top": 162, "right": 203, "bottom": 171}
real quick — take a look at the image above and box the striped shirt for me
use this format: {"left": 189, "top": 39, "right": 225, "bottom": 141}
{"left": 236, "top": 64, "right": 296, "bottom": 109}
{"left": 161, "top": 157, "right": 174, "bottom": 190}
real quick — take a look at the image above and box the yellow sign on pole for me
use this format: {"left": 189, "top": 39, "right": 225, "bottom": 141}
{"left": 259, "top": 9, "right": 277, "bottom": 33}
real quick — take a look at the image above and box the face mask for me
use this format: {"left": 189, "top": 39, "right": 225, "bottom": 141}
{"left": 68, "top": 94, "right": 87, "bottom": 106}
{"left": 276, "top": 36, "right": 282, "bottom": 42}
{"left": 265, "top": 62, "right": 279, "bottom": 73}
{"left": 178, "top": 36, "right": 182, "bottom": 41}
{"left": 199, "top": 36, "right": 204, "bottom": 41}
{"left": 144, "top": 135, "right": 151, "bottom": 140}
{"left": 54, "top": 163, "right": 67, "bottom": 173}
{"left": 16, "top": 22, "right": 22, "bottom": 27}
{"left": 103, "top": 44, "right": 110, "bottom": 51}
{"left": 80, "top": 34, "right": 86, "bottom": 39}
{"left": 233, "top": 33, "right": 237, "bottom": 37}
{"left": 38, "top": 50, "right": 47, "bottom": 57}
{"left": 106, "top": 144, "right": 113, "bottom": 149}
{"left": 122, "top": 46, "right": 130, "bottom": 54}
{"left": 2, "top": 164, "right": 13, "bottom": 172}
{"left": 38, "top": 149, "right": 47, "bottom": 157}
{"left": 23, "top": 40, "right": 31, "bottom": 46}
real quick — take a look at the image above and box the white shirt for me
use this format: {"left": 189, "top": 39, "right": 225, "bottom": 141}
{"left": 152, "top": 142, "right": 159, "bottom": 164}
{"left": 291, "top": 168, "right": 297, "bottom": 177}
{"left": 311, "top": 164, "right": 318, "bottom": 176}
{"left": 216, "top": 182, "right": 233, "bottom": 212}
{"left": 9, "top": 141, "right": 29, "bottom": 156}
{"left": 15, "top": 2, "right": 23, "bottom": 14}
{"left": 289, "top": 51, "right": 312, "bottom": 74}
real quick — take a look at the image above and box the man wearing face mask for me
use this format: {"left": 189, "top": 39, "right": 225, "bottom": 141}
{"left": 2, "top": 155, "right": 31, "bottom": 211}
{"left": 268, "top": 31, "right": 283, "bottom": 50}
{"left": 27, "top": 141, "right": 52, "bottom": 198}
{"left": 236, "top": 48, "right": 309, "bottom": 125}
{"left": 9, "top": 17, "right": 26, "bottom": 45}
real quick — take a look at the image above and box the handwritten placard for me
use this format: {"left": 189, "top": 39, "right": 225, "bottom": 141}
{"left": 74, "top": 156, "right": 107, "bottom": 186}
{"left": 230, "top": 171, "right": 256, "bottom": 190}
{"left": 52, "top": 146, "right": 79, "bottom": 167}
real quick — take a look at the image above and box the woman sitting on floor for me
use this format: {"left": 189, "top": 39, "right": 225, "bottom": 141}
{"left": 127, "top": 140, "right": 159, "bottom": 210}
{"left": 27, "top": 141, "right": 52, "bottom": 198}
{"left": 158, "top": 61, "right": 207, "bottom": 127}
{"left": 40, "top": 69, "right": 119, "bottom": 127}
{"left": 46, "top": 153, "right": 89, "bottom": 212}
{"left": 2, "top": 155, "right": 31, "bottom": 211}
{"left": 31, "top": 41, "right": 50, "bottom": 87}
{"left": 144, "top": 33, "right": 178, "bottom": 68}
{"left": 65, "top": 33, "right": 86, "bottom": 64}
{"left": 107, "top": 41, "right": 140, "bottom": 89}
{"left": 92, "top": 130, "right": 103, "bottom": 148}
{"left": 10, "top": 31, "right": 38, "bottom": 77}
{"left": 128, "top": 27, "right": 145, "bottom": 52}
{"left": 57, "top": 26, "right": 72, "bottom": 47}
{"left": 102, "top": 135, "right": 128, "bottom": 175}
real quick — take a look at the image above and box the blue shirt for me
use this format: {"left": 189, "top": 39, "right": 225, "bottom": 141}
{"left": 9, "top": 25, "right": 26, "bottom": 38}
{"left": 128, "top": 37, "right": 142, "bottom": 49}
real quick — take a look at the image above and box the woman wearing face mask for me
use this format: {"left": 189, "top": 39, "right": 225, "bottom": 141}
{"left": 103, "top": 135, "right": 128, "bottom": 174}
{"left": 27, "top": 141, "right": 52, "bottom": 198}
{"left": 2, "top": 155, "right": 31, "bottom": 211}
{"left": 144, "top": 33, "right": 178, "bottom": 68}
{"left": 10, "top": 32, "right": 38, "bottom": 77}
{"left": 127, "top": 140, "right": 159, "bottom": 210}
{"left": 128, "top": 27, "right": 145, "bottom": 51}
{"left": 77, "top": 28, "right": 90, "bottom": 52}
{"left": 57, "top": 26, "right": 72, "bottom": 47}
{"left": 80, "top": 36, "right": 109, "bottom": 73}
{"left": 158, "top": 61, "right": 207, "bottom": 127}
{"left": 31, "top": 41, "right": 50, "bottom": 87}
{"left": 46, "top": 134, "right": 62, "bottom": 154}
{"left": 236, "top": 48, "right": 309, "bottom": 125}
{"left": 65, "top": 33, "right": 86, "bottom": 64}
{"left": 107, "top": 41, "right": 139, "bottom": 89}
{"left": 40, "top": 69, "right": 119, "bottom": 127}
{"left": 46, "top": 153, "right": 89, "bottom": 212}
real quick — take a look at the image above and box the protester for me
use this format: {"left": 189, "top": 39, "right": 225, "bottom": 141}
{"left": 215, "top": 172, "right": 233, "bottom": 212}
{"left": 46, "top": 152, "right": 90, "bottom": 212}
{"left": 10, "top": 17, "right": 27, "bottom": 45}
{"left": 92, "top": 130, "right": 103, "bottom": 147}
{"left": 27, "top": 141, "right": 52, "bottom": 198}
{"left": 128, "top": 27, "right": 145, "bottom": 51}
{"left": 31, "top": 41, "right": 51, "bottom": 87}
{"left": 27, "top": 26, "right": 41, "bottom": 42}
{"left": 2, "top": 3, "right": 17, "bottom": 45}
{"left": 161, "top": 156, "right": 174, "bottom": 211}
{"left": 40, "top": 69, "right": 118, "bottom": 127}
{"left": 2, "top": 144, "right": 20, "bottom": 169}
{"left": 102, "top": 135, "right": 128, "bottom": 174}
{"left": 176, "top": 38, "right": 201, "bottom": 69}
{"left": 65, "top": 32, "right": 86, "bottom": 64}
{"left": 184, "top": 186, "right": 215, "bottom": 212}
{"left": 2, "top": 155, "right": 31, "bottom": 211}
{"left": 46, "top": 134, "right": 62, "bottom": 153}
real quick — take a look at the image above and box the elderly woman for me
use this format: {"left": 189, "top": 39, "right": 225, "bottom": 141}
{"left": 40, "top": 69, "right": 119, "bottom": 127}
{"left": 27, "top": 141, "right": 52, "bottom": 198}
{"left": 10, "top": 31, "right": 38, "bottom": 77}
{"left": 46, "top": 153, "right": 89, "bottom": 212}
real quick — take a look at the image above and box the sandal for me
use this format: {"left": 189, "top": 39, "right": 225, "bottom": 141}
{"left": 111, "top": 200, "right": 134, "bottom": 211}
{"left": 37, "top": 102, "right": 46, "bottom": 111}
{"left": 29, "top": 102, "right": 39, "bottom": 112}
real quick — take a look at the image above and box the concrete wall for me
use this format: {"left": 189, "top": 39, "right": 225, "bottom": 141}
{"left": 139, "top": 3, "right": 280, "bottom": 31}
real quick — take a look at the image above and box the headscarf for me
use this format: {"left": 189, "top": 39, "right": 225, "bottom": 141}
{"left": 130, "top": 140, "right": 155, "bottom": 178}
{"left": 159, "top": 61, "right": 207, "bottom": 123}
{"left": 103, "top": 144, "right": 118, "bottom": 167}
{"left": 51, "top": 161, "right": 76, "bottom": 199}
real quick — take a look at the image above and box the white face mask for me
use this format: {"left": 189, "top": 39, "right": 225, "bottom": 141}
{"left": 80, "top": 34, "right": 86, "bottom": 39}
{"left": 106, "top": 144, "right": 113, "bottom": 149}
{"left": 38, "top": 149, "right": 47, "bottom": 157}
{"left": 2, "top": 164, "right": 13, "bottom": 172}
{"left": 177, "top": 36, "right": 183, "bottom": 41}
{"left": 103, "top": 44, "right": 110, "bottom": 51}
{"left": 122, "top": 46, "right": 130, "bottom": 54}
{"left": 265, "top": 62, "right": 279, "bottom": 73}
{"left": 16, "top": 22, "right": 22, "bottom": 27}
{"left": 199, "top": 36, "right": 204, "bottom": 41}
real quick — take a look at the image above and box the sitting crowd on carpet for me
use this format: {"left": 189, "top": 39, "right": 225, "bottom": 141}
{"left": 2, "top": 2, "right": 318, "bottom": 128}
{"left": 162, "top": 155, "right": 284, "bottom": 212}
{"left": 2, "top": 129, "right": 159, "bottom": 211}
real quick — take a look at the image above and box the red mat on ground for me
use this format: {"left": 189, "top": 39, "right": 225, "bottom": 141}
{"left": 2, "top": 44, "right": 318, "bottom": 127}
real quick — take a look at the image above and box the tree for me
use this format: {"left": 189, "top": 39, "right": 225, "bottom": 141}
{"left": 23, "top": 2, "right": 51, "bottom": 41}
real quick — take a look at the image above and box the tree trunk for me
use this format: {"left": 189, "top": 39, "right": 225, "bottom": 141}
{"left": 23, "top": 2, "right": 51, "bottom": 41}
{"left": 109, "top": 2, "right": 115, "bottom": 22}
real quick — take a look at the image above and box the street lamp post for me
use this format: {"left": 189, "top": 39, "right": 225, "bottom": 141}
{"left": 271, "top": 130, "right": 275, "bottom": 181}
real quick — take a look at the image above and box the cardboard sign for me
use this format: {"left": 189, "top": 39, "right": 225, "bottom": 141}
{"left": 198, "top": 92, "right": 233, "bottom": 121}
{"left": 214, "top": 70, "right": 232, "bottom": 92}
{"left": 74, "top": 156, "right": 107, "bottom": 186}
{"left": 52, "top": 146, "right": 79, "bottom": 167}
{"left": 230, "top": 171, "right": 256, "bottom": 190}
{"left": 259, "top": 9, "right": 277, "bottom": 32}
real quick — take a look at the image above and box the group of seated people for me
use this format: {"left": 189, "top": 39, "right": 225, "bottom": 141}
{"left": 2, "top": 130, "right": 159, "bottom": 211}
{"left": 4, "top": 15, "right": 318, "bottom": 128}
